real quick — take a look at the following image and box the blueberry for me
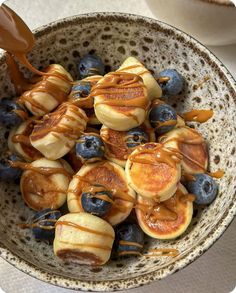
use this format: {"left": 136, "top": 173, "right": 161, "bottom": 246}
{"left": 31, "top": 209, "right": 61, "bottom": 242}
{"left": 158, "top": 69, "right": 184, "bottom": 96}
{"left": 81, "top": 185, "right": 113, "bottom": 217}
{"left": 78, "top": 54, "right": 105, "bottom": 78}
{"left": 149, "top": 103, "right": 177, "bottom": 135}
{"left": 76, "top": 134, "right": 104, "bottom": 162}
{"left": 70, "top": 80, "right": 91, "bottom": 101}
{"left": 0, "top": 153, "right": 22, "bottom": 181}
{"left": 0, "top": 98, "right": 25, "bottom": 128}
{"left": 114, "top": 223, "right": 144, "bottom": 257}
{"left": 185, "top": 174, "right": 218, "bottom": 205}
{"left": 125, "top": 127, "right": 148, "bottom": 148}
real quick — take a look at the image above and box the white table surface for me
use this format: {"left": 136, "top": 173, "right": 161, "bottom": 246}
{"left": 0, "top": 1, "right": 236, "bottom": 292}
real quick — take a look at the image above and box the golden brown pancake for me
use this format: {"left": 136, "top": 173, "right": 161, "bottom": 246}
{"left": 94, "top": 72, "right": 149, "bottom": 131}
{"left": 67, "top": 161, "right": 136, "bottom": 226}
{"left": 8, "top": 120, "right": 42, "bottom": 162}
{"left": 100, "top": 121, "right": 155, "bottom": 167}
{"left": 159, "top": 126, "right": 208, "bottom": 174}
{"left": 54, "top": 213, "right": 114, "bottom": 265}
{"left": 136, "top": 183, "right": 193, "bottom": 239}
{"left": 125, "top": 142, "right": 182, "bottom": 201}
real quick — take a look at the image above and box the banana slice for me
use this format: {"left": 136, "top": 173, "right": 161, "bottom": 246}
{"left": 8, "top": 120, "right": 42, "bottom": 162}
{"left": 53, "top": 212, "right": 115, "bottom": 265}
{"left": 136, "top": 184, "right": 193, "bottom": 239}
{"left": 20, "top": 158, "right": 73, "bottom": 211}
{"left": 20, "top": 64, "right": 73, "bottom": 116}
{"left": 94, "top": 71, "right": 149, "bottom": 131}
{"left": 159, "top": 126, "right": 208, "bottom": 174}
{"left": 30, "top": 103, "right": 88, "bottom": 160}
{"left": 100, "top": 121, "right": 155, "bottom": 167}
{"left": 118, "top": 56, "right": 162, "bottom": 100}
{"left": 67, "top": 161, "right": 136, "bottom": 226}
{"left": 125, "top": 142, "right": 182, "bottom": 201}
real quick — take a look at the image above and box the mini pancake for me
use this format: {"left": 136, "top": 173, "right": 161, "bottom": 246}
{"left": 67, "top": 161, "right": 136, "bottom": 226}
{"left": 8, "top": 120, "right": 42, "bottom": 162}
{"left": 20, "top": 158, "right": 73, "bottom": 211}
{"left": 118, "top": 56, "right": 162, "bottom": 100}
{"left": 125, "top": 142, "right": 182, "bottom": 201}
{"left": 159, "top": 126, "right": 208, "bottom": 174}
{"left": 30, "top": 103, "right": 88, "bottom": 160}
{"left": 20, "top": 64, "right": 72, "bottom": 116}
{"left": 53, "top": 212, "right": 115, "bottom": 265}
{"left": 100, "top": 121, "right": 155, "bottom": 167}
{"left": 136, "top": 183, "right": 193, "bottom": 239}
{"left": 94, "top": 72, "right": 149, "bottom": 131}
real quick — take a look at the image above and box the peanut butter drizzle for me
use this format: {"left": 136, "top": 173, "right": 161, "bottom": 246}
{"left": 136, "top": 189, "right": 195, "bottom": 222}
{"left": 92, "top": 72, "right": 148, "bottom": 111}
{"left": 56, "top": 221, "right": 114, "bottom": 239}
{"left": 182, "top": 110, "right": 214, "bottom": 123}
{"left": 157, "top": 76, "right": 170, "bottom": 83}
{"left": 117, "top": 64, "right": 150, "bottom": 75}
{"left": 153, "top": 119, "right": 177, "bottom": 130}
{"left": 82, "top": 185, "right": 115, "bottom": 205}
{"left": 73, "top": 174, "right": 135, "bottom": 203}
{"left": 13, "top": 109, "right": 29, "bottom": 121}
{"left": 119, "top": 240, "right": 143, "bottom": 248}
{"left": 59, "top": 240, "right": 112, "bottom": 251}
{"left": 144, "top": 248, "right": 179, "bottom": 258}
{"left": 129, "top": 143, "right": 182, "bottom": 168}
{"left": 193, "top": 75, "right": 210, "bottom": 90}
{"left": 10, "top": 161, "right": 72, "bottom": 177}
{"left": 30, "top": 103, "right": 87, "bottom": 141}
{"left": 5, "top": 53, "right": 33, "bottom": 95}
{"left": 12, "top": 134, "right": 31, "bottom": 146}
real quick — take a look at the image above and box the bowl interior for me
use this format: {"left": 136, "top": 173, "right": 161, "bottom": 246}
{"left": 0, "top": 13, "right": 235, "bottom": 291}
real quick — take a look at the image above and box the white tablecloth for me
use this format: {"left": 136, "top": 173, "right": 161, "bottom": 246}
{"left": 1, "top": 1, "right": 236, "bottom": 292}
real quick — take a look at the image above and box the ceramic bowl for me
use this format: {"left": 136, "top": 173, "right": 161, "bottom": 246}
{"left": 0, "top": 13, "right": 235, "bottom": 292}
{"left": 146, "top": 0, "right": 236, "bottom": 46}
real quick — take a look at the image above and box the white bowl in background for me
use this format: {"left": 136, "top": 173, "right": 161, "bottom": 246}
{"left": 146, "top": 0, "right": 236, "bottom": 46}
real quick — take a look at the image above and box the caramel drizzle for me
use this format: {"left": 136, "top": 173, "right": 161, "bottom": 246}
{"left": 73, "top": 174, "right": 135, "bottom": 203}
{"left": 129, "top": 143, "right": 182, "bottom": 168}
{"left": 56, "top": 220, "right": 114, "bottom": 239}
{"left": 144, "top": 248, "right": 179, "bottom": 258}
{"left": 118, "top": 248, "right": 179, "bottom": 258}
{"left": 119, "top": 240, "right": 143, "bottom": 248}
{"left": 136, "top": 189, "right": 195, "bottom": 222}
{"left": 30, "top": 103, "right": 87, "bottom": 141}
{"left": 10, "top": 161, "right": 72, "bottom": 177}
{"left": 193, "top": 75, "right": 210, "bottom": 90}
{"left": 13, "top": 109, "right": 29, "bottom": 121}
{"left": 117, "top": 64, "right": 150, "bottom": 75}
{"left": 182, "top": 110, "right": 214, "bottom": 123}
{"left": 19, "top": 65, "right": 71, "bottom": 114}
{"left": 81, "top": 185, "right": 115, "bottom": 205}
{"left": 11, "top": 134, "right": 31, "bottom": 146}
{"left": 150, "top": 119, "right": 177, "bottom": 130}
{"left": 92, "top": 72, "right": 148, "bottom": 110}
{"left": 59, "top": 240, "right": 112, "bottom": 251}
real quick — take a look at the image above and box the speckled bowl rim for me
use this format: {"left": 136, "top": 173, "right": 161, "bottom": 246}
{"left": 0, "top": 12, "right": 235, "bottom": 292}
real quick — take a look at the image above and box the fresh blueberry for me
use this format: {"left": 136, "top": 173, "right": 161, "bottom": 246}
{"left": 149, "top": 103, "right": 177, "bottom": 135}
{"left": 0, "top": 98, "right": 25, "bottom": 128}
{"left": 75, "top": 134, "right": 104, "bottom": 162}
{"left": 158, "top": 69, "right": 184, "bottom": 96}
{"left": 125, "top": 127, "right": 148, "bottom": 148}
{"left": 81, "top": 185, "right": 113, "bottom": 217}
{"left": 69, "top": 80, "right": 91, "bottom": 101}
{"left": 78, "top": 54, "right": 105, "bottom": 78}
{"left": 31, "top": 209, "right": 61, "bottom": 242}
{"left": 115, "top": 223, "right": 144, "bottom": 257}
{"left": 185, "top": 174, "right": 218, "bottom": 205}
{"left": 0, "top": 153, "right": 22, "bottom": 181}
